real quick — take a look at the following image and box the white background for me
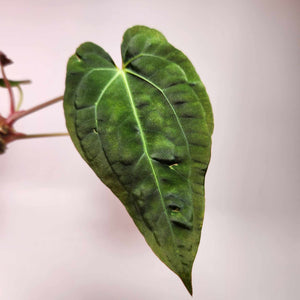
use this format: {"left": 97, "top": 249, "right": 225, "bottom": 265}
{"left": 0, "top": 0, "right": 299, "bottom": 299}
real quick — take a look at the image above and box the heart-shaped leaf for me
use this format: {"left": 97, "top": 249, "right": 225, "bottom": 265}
{"left": 64, "top": 25, "right": 213, "bottom": 294}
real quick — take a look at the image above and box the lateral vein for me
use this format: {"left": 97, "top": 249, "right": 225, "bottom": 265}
{"left": 120, "top": 70, "right": 178, "bottom": 250}
{"left": 125, "top": 69, "right": 191, "bottom": 173}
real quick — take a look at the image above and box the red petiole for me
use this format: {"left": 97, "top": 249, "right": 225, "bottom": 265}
{"left": 0, "top": 51, "right": 68, "bottom": 153}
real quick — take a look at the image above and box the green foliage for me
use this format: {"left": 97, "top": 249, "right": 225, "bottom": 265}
{"left": 0, "top": 79, "right": 31, "bottom": 88}
{"left": 64, "top": 25, "right": 213, "bottom": 294}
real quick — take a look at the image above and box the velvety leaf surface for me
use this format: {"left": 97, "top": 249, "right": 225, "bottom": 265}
{"left": 64, "top": 25, "right": 213, "bottom": 295}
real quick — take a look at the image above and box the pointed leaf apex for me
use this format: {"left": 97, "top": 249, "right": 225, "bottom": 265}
{"left": 179, "top": 270, "right": 193, "bottom": 295}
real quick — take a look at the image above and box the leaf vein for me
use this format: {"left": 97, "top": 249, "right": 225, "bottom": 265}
{"left": 124, "top": 53, "right": 188, "bottom": 81}
{"left": 120, "top": 71, "right": 179, "bottom": 252}
{"left": 125, "top": 69, "right": 192, "bottom": 170}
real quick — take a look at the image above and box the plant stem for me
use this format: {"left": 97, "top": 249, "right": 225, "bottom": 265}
{"left": 0, "top": 64, "right": 15, "bottom": 113}
{"left": 7, "top": 95, "right": 63, "bottom": 124}
{"left": 16, "top": 85, "right": 24, "bottom": 111}
{"left": 13, "top": 132, "right": 69, "bottom": 141}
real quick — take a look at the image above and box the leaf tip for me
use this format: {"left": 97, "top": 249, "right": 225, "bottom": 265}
{"left": 181, "top": 273, "right": 193, "bottom": 296}
{"left": 175, "top": 265, "right": 193, "bottom": 295}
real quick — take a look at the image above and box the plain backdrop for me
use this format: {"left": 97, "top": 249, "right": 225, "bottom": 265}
{"left": 0, "top": 0, "right": 299, "bottom": 299}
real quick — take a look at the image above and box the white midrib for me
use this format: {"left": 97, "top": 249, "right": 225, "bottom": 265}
{"left": 84, "top": 67, "right": 181, "bottom": 268}
{"left": 120, "top": 70, "right": 178, "bottom": 248}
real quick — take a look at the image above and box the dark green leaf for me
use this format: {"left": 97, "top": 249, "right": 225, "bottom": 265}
{"left": 64, "top": 25, "right": 213, "bottom": 295}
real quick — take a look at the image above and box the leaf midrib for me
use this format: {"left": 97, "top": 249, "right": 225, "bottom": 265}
{"left": 120, "top": 70, "right": 179, "bottom": 255}
{"left": 76, "top": 65, "right": 185, "bottom": 270}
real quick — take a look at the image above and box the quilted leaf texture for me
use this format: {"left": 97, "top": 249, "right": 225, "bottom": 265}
{"left": 64, "top": 25, "right": 213, "bottom": 295}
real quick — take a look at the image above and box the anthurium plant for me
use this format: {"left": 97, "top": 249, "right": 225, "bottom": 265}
{"left": 0, "top": 25, "right": 213, "bottom": 295}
